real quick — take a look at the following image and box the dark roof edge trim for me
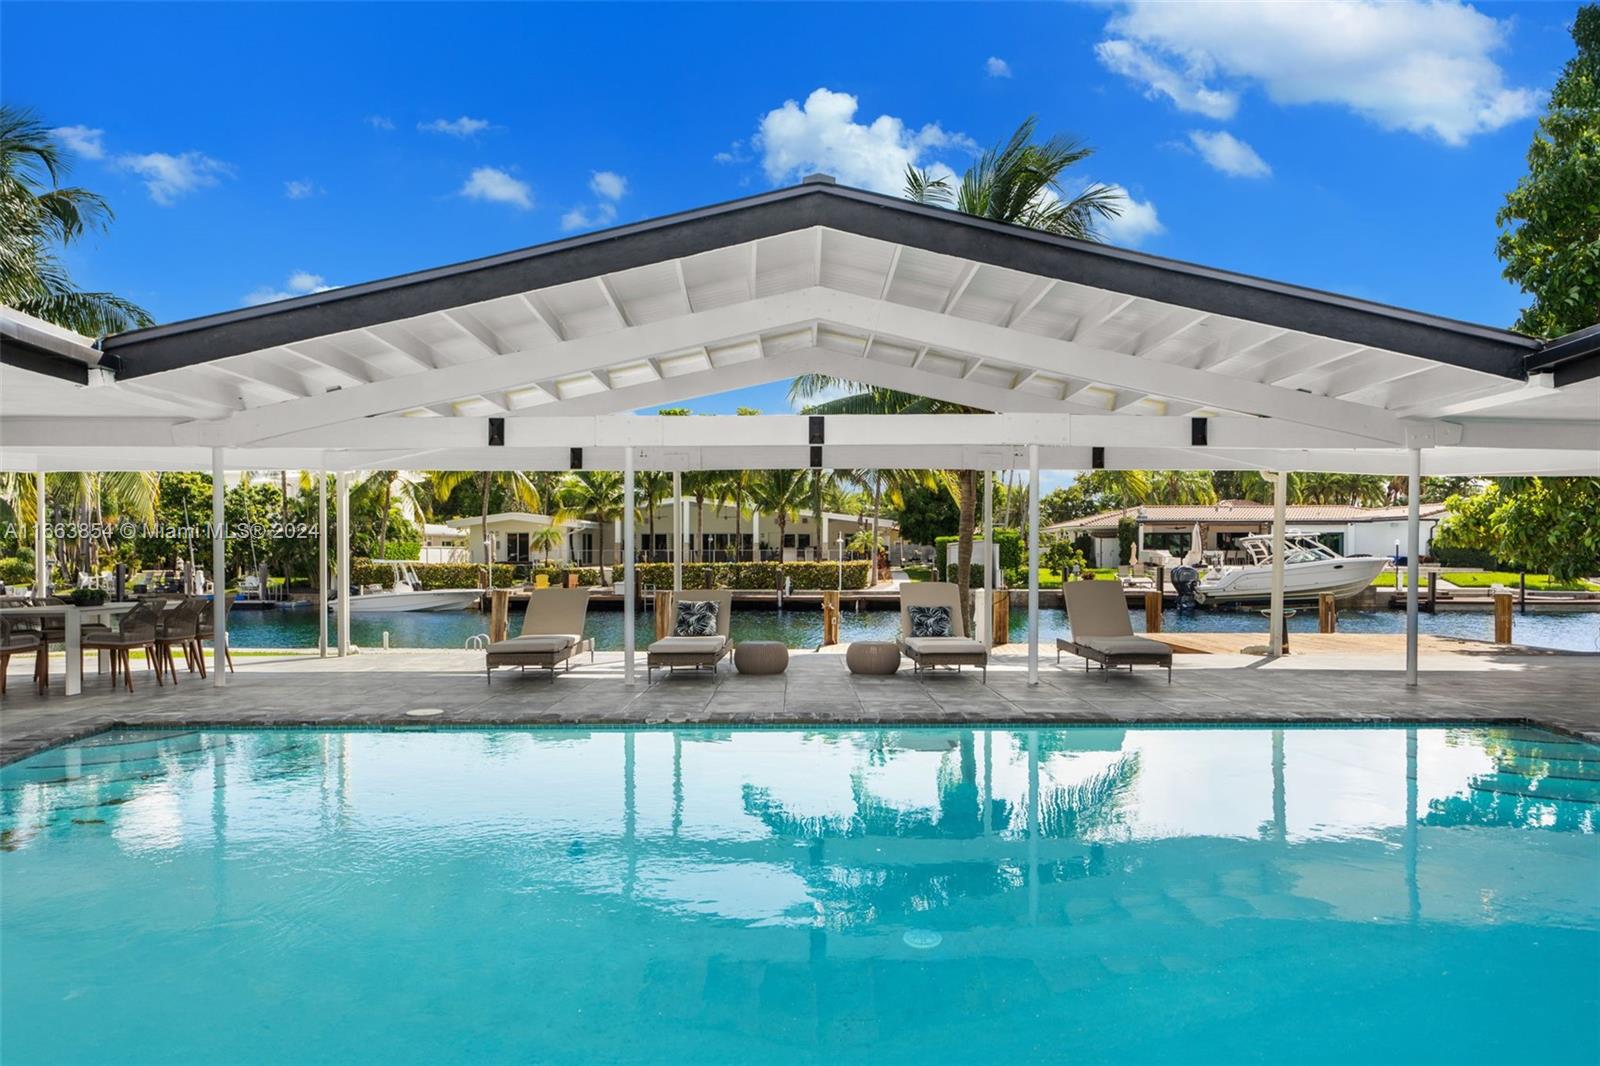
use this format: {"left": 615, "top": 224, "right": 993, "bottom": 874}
{"left": 0, "top": 336, "right": 91, "bottom": 385}
{"left": 1527, "top": 322, "right": 1600, "bottom": 387}
{"left": 102, "top": 181, "right": 1542, "bottom": 380}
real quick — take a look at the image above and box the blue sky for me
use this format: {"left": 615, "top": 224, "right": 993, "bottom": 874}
{"left": 4, "top": 0, "right": 1580, "bottom": 435}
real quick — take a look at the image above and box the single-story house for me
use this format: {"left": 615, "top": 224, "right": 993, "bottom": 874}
{"left": 446, "top": 512, "right": 592, "bottom": 565}
{"left": 1047, "top": 500, "right": 1448, "bottom": 568}
{"left": 419, "top": 523, "right": 469, "bottom": 564}
{"left": 637, "top": 498, "right": 905, "bottom": 563}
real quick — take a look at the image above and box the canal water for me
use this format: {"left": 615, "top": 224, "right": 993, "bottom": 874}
{"left": 226, "top": 602, "right": 1600, "bottom": 653}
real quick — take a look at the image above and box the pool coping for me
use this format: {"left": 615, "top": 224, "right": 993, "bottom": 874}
{"left": 5, "top": 713, "right": 1596, "bottom": 767}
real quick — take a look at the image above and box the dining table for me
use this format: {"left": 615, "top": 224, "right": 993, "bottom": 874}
{"left": 0, "top": 600, "right": 184, "bottom": 696}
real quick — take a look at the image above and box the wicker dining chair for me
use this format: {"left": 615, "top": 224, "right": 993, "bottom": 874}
{"left": 81, "top": 601, "right": 162, "bottom": 692}
{"left": 153, "top": 598, "right": 203, "bottom": 684}
{"left": 1, "top": 614, "right": 47, "bottom": 696}
{"left": 194, "top": 594, "right": 233, "bottom": 674}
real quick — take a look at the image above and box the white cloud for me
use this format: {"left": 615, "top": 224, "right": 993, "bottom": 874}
{"left": 985, "top": 56, "right": 1012, "bottom": 78}
{"left": 53, "top": 125, "right": 105, "bottom": 160}
{"left": 459, "top": 166, "right": 532, "bottom": 209}
{"left": 714, "top": 139, "right": 752, "bottom": 165}
{"left": 1099, "top": 186, "right": 1164, "bottom": 246}
{"left": 284, "top": 179, "right": 319, "bottom": 199}
{"left": 365, "top": 115, "right": 395, "bottom": 130}
{"left": 116, "top": 151, "right": 231, "bottom": 205}
{"left": 1094, "top": 39, "right": 1239, "bottom": 119}
{"left": 560, "top": 202, "right": 617, "bottom": 231}
{"left": 1186, "top": 130, "right": 1272, "bottom": 177}
{"left": 1096, "top": 0, "right": 1538, "bottom": 144}
{"left": 419, "top": 116, "right": 490, "bottom": 137}
{"left": 589, "top": 170, "right": 627, "bottom": 200}
{"left": 753, "top": 87, "right": 975, "bottom": 193}
{"left": 243, "top": 271, "right": 336, "bottom": 307}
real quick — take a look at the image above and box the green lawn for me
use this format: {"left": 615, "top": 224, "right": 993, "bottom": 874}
{"left": 1370, "top": 571, "right": 1599, "bottom": 592}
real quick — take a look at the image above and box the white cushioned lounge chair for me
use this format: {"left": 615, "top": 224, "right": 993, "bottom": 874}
{"left": 1057, "top": 579, "right": 1172, "bottom": 682}
{"left": 647, "top": 590, "right": 732, "bottom": 683}
{"left": 486, "top": 588, "right": 594, "bottom": 683}
{"left": 898, "top": 581, "right": 987, "bottom": 681}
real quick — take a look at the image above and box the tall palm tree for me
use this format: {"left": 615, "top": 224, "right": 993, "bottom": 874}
{"left": 1144, "top": 470, "right": 1219, "bottom": 505}
{"left": 748, "top": 470, "right": 810, "bottom": 562}
{"left": 712, "top": 469, "right": 755, "bottom": 561}
{"left": 352, "top": 470, "right": 438, "bottom": 558}
{"left": 793, "top": 117, "right": 1124, "bottom": 629}
{"left": 0, "top": 106, "right": 151, "bottom": 335}
{"left": 430, "top": 469, "right": 545, "bottom": 568}
{"left": 563, "top": 471, "right": 625, "bottom": 583}
{"left": 636, "top": 470, "right": 673, "bottom": 560}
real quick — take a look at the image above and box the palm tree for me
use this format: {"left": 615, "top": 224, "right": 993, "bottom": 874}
{"left": 793, "top": 117, "right": 1124, "bottom": 629}
{"left": 563, "top": 471, "right": 625, "bottom": 583}
{"left": 431, "top": 469, "right": 545, "bottom": 569}
{"left": 1144, "top": 470, "right": 1219, "bottom": 505}
{"left": 712, "top": 469, "right": 754, "bottom": 561}
{"left": 636, "top": 470, "right": 673, "bottom": 561}
{"left": 530, "top": 525, "right": 565, "bottom": 565}
{"left": 0, "top": 106, "right": 151, "bottom": 335}
{"left": 352, "top": 470, "right": 438, "bottom": 558}
{"left": 748, "top": 471, "right": 810, "bottom": 562}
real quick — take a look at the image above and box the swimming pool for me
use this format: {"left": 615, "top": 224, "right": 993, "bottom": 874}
{"left": 3, "top": 725, "right": 1596, "bottom": 1064}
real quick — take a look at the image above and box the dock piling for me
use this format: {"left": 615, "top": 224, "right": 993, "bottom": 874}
{"left": 1493, "top": 588, "right": 1514, "bottom": 644}
{"left": 1318, "top": 592, "right": 1337, "bottom": 633}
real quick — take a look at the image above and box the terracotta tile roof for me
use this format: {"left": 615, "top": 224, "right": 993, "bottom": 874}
{"left": 1047, "top": 500, "right": 1448, "bottom": 532}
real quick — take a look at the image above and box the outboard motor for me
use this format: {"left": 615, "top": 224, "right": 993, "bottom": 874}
{"left": 1171, "top": 565, "right": 1201, "bottom": 611}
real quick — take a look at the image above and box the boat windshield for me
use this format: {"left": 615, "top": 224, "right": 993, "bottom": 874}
{"left": 1240, "top": 534, "right": 1339, "bottom": 565}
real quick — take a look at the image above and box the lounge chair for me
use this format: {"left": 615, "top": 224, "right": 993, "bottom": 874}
{"left": 1057, "top": 579, "right": 1172, "bottom": 682}
{"left": 898, "top": 581, "right": 987, "bottom": 681}
{"left": 647, "top": 589, "right": 732, "bottom": 682}
{"left": 486, "top": 588, "right": 594, "bottom": 683}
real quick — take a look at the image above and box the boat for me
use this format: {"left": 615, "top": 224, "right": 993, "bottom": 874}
{"left": 329, "top": 563, "right": 482, "bottom": 613}
{"left": 1186, "top": 531, "right": 1388, "bottom": 606}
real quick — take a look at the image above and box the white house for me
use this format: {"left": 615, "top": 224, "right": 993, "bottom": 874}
{"left": 418, "top": 523, "right": 469, "bottom": 564}
{"left": 446, "top": 512, "right": 591, "bottom": 565}
{"left": 635, "top": 497, "right": 904, "bottom": 563}
{"left": 1048, "top": 501, "right": 1449, "bottom": 568}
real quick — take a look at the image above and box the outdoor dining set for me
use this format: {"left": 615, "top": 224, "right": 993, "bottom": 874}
{"left": 0, "top": 595, "right": 231, "bottom": 696}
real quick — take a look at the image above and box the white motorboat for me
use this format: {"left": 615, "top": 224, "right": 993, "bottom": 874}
{"left": 1190, "top": 532, "right": 1387, "bottom": 606}
{"left": 330, "top": 563, "right": 482, "bottom": 613}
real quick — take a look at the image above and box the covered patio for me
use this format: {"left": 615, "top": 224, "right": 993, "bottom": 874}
{"left": 2, "top": 176, "right": 1596, "bottom": 719}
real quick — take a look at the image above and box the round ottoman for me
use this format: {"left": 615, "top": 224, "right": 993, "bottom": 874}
{"left": 846, "top": 641, "right": 901, "bottom": 675}
{"left": 734, "top": 641, "right": 788, "bottom": 675}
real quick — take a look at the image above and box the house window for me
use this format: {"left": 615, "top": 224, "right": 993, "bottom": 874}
{"left": 506, "top": 532, "right": 530, "bottom": 563}
{"left": 1313, "top": 532, "right": 1345, "bottom": 555}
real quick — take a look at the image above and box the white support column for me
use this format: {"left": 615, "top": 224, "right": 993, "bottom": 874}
{"left": 671, "top": 472, "right": 682, "bottom": 591}
{"left": 1405, "top": 447, "right": 1421, "bottom": 687}
{"left": 751, "top": 511, "right": 760, "bottom": 564}
{"left": 33, "top": 470, "right": 47, "bottom": 596}
{"left": 317, "top": 467, "right": 328, "bottom": 658}
{"left": 821, "top": 513, "right": 830, "bottom": 560}
{"left": 1269, "top": 470, "right": 1287, "bottom": 658}
{"left": 982, "top": 470, "right": 994, "bottom": 648}
{"left": 211, "top": 449, "right": 227, "bottom": 687}
{"left": 336, "top": 470, "right": 350, "bottom": 656}
{"left": 1027, "top": 445, "right": 1040, "bottom": 684}
{"left": 623, "top": 448, "right": 637, "bottom": 686}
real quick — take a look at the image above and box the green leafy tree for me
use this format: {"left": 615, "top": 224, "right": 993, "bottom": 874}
{"left": 894, "top": 483, "right": 960, "bottom": 546}
{"left": 1496, "top": 5, "right": 1600, "bottom": 337}
{"left": 0, "top": 106, "right": 152, "bottom": 334}
{"left": 562, "top": 470, "right": 625, "bottom": 584}
{"left": 1435, "top": 479, "right": 1600, "bottom": 582}
{"left": 748, "top": 470, "right": 810, "bottom": 561}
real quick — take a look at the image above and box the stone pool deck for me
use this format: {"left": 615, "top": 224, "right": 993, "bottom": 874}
{"left": 3, "top": 643, "right": 1598, "bottom": 764}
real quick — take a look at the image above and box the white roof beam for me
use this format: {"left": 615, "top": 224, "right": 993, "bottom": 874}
{"left": 441, "top": 308, "right": 507, "bottom": 356}
{"left": 1134, "top": 309, "right": 1209, "bottom": 358}
{"left": 942, "top": 262, "right": 981, "bottom": 314}
{"left": 595, "top": 276, "right": 632, "bottom": 328}
{"left": 283, "top": 342, "right": 374, "bottom": 385}
{"left": 519, "top": 292, "right": 567, "bottom": 341}
{"left": 1004, "top": 279, "right": 1056, "bottom": 328}
{"left": 1067, "top": 293, "right": 1137, "bottom": 343}
{"left": 364, "top": 324, "right": 438, "bottom": 369}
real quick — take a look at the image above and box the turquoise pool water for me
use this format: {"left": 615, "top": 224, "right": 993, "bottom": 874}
{"left": 3, "top": 725, "right": 1596, "bottom": 1064}
{"left": 225, "top": 603, "right": 1600, "bottom": 652}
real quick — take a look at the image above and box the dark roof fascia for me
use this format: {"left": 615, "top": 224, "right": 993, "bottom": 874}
{"left": 0, "top": 335, "right": 91, "bottom": 385}
{"left": 102, "top": 181, "right": 1541, "bottom": 380}
{"left": 1526, "top": 323, "right": 1600, "bottom": 387}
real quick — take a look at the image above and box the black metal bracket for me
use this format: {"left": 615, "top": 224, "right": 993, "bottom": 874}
{"left": 1091, "top": 447, "right": 1105, "bottom": 469}
{"left": 569, "top": 447, "right": 583, "bottom": 470}
{"left": 1190, "top": 417, "right": 1207, "bottom": 447}
{"left": 488, "top": 417, "right": 505, "bottom": 446}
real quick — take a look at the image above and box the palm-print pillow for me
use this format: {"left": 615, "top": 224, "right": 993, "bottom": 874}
{"left": 909, "top": 605, "right": 953, "bottom": 637}
{"left": 674, "top": 599, "right": 719, "bottom": 637}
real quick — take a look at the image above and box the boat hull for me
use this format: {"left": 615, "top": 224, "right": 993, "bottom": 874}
{"left": 330, "top": 590, "right": 482, "bottom": 613}
{"left": 1193, "top": 557, "right": 1387, "bottom": 606}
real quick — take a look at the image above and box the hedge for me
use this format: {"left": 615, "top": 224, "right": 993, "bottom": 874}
{"left": 934, "top": 528, "right": 1022, "bottom": 581}
{"left": 350, "top": 560, "right": 599, "bottom": 590}
{"left": 0, "top": 556, "right": 35, "bottom": 585}
{"left": 631, "top": 560, "right": 872, "bottom": 591}
{"left": 1432, "top": 546, "right": 1503, "bottom": 570}
{"left": 352, "top": 559, "right": 872, "bottom": 592}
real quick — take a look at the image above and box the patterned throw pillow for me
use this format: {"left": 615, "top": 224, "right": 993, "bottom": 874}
{"left": 674, "top": 599, "right": 719, "bottom": 637}
{"left": 909, "top": 605, "right": 953, "bottom": 637}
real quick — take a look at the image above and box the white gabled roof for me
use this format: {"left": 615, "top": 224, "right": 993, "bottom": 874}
{"left": 2, "top": 179, "right": 1595, "bottom": 478}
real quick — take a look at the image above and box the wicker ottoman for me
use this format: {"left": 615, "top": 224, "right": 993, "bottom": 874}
{"left": 734, "top": 641, "right": 788, "bottom": 675}
{"left": 846, "top": 641, "right": 901, "bottom": 675}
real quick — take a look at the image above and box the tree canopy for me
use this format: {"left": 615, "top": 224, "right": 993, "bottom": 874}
{"left": 1496, "top": 4, "right": 1600, "bottom": 338}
